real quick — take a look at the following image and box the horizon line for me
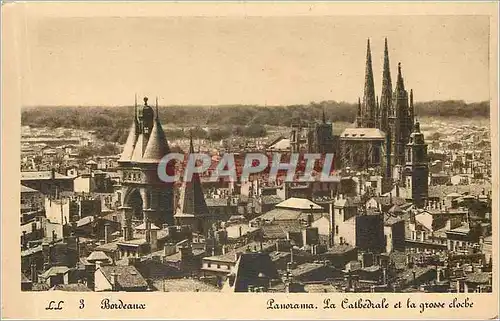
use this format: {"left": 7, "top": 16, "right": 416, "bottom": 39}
{"left": 21, "top": 99, "right": 490, "bottom": 109}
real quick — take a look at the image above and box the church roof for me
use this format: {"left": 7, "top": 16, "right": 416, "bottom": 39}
{"left": 141, "top": 118, "right": 170, "bottom": 163}
{"left": 119, "top": 121, "right": 138, "bottom": 163}
{"left": 340, "top": 128, "right": 386, "bottom": 140}
{"left": 275, "top": 197, "right": 323, "bottom": 210}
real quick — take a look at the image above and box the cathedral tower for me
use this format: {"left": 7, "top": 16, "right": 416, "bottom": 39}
{"left": 404, "top": 122, "right": 429, "bottom": 208}
{"left": 389, "top": 62, "right": 411, "bottom": 166}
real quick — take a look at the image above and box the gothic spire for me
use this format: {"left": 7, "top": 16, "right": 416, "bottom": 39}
{"left": 395, "top": 62, "right": 405, "bottom": 93}
{"left": 380, "top": 38, "right": 392, "bottom": 127}
{"left": 409, "top": 89, "right": 415, "bottom": 127}
{"left": 176, "top": 128, "right": 209, "bottom": 218}
{"left": 155, "top": 96, "right": 159, "bottom": 120}
{"left": 362, "top": 38, "right": 376, "bottom": 128}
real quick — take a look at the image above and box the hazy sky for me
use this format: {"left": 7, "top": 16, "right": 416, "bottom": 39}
{"left": 21, "top": 14, "right": 490, "bottom": 106}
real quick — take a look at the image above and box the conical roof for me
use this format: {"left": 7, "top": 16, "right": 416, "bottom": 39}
{"left": 175, "top": 134, "right": 209, "bottom": 217}
{"left": 119, "top": 121, "right": 138, "bottom": 162}
{"left": 131, "top": 133, "right": 145, "bottom": 162}
{"left": 141, "top": 117, "right": 170, "bottom": 163}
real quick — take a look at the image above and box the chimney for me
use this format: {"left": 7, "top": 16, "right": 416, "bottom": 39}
{"left": 85, "top": 263, "right": 96, "bottom": 291}
{"left": 30, "top": 262, "right": 38, "bottom": 283}
{"left": 150, "top": 229, "right": 158, "bottom": 252}
{"left": 104, "top": 223, "right": 111, "bottom": 244}
{"left": 111, "top": 272, "right": 118, "bottom": 291}
{"left": 145, "top": 219, "right": 151, "bottom": 244}
{"left": 307, "top": 213, "right": 314, "bottom": 227}
{"left": 122, "top": 225, "right": 128, "bottom": 241}
{"left": 235, "top": 252, "right": 242, "bottom": 262}
{"left": 124, "top": 219, "right": 132, "bottom": 241}
{"left": 21, "top": 231, "right": 28, "bottom": 250}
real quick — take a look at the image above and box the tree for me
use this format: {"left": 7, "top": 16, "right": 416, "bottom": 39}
{"left": 428, "top": 132, "right": 441, "bottom": 140}
{"left": 191, "top": 126, "right": 208, "bottom": 139}
{"left": 78, "top": 146, "right": 99, "bottom": 159}
{"left": 99, "top": 143, "right": 120, "bottom": 156}
{"left": 208, "top": 127, "right": 231, "bottom": 141}
{"left": 242, "top": 124, "right": 267, "bottom": 138}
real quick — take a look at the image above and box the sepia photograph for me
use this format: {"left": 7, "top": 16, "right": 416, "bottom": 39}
{"left": 2, "top": 2, "right": 498, "bottom": 319}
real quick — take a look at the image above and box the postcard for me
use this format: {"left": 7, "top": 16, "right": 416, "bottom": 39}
{"left": 1, "top": 2, "right": 498, "bottom": 319}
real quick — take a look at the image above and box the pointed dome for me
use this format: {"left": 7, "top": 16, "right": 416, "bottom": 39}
{"left": 141, "top": 118, "right": 170, "bottom": 163}
{"left": 131, "top": 133, "right": 145, "bottom": 162}
{"left": 119, "top": 121, "right": 138, "bottom": 162}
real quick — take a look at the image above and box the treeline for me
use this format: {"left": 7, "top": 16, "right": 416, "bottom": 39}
{"left": 413, "top": 100, "right": 490, "bottom": 118}
{"left": 22, "top": 100, "right": 489, "bottom": 143}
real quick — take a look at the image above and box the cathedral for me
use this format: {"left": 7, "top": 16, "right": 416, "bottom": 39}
{"left": 340, "top": 38, "right": 428, "bottom": 206}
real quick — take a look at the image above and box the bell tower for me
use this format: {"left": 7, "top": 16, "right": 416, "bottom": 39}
{"left": 404, "top": 122, "right": 428, "bottom": 208}
{"left": 117, "top": 96, "right": 174, "bottom": 228}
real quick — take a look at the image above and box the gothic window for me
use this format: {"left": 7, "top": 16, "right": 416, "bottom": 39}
{"left": 335, "top": 225, "right": 339, "bottom": 234}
